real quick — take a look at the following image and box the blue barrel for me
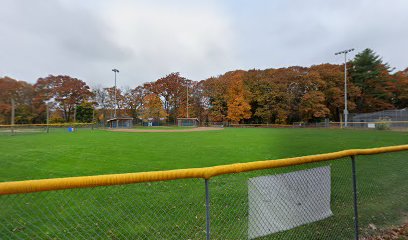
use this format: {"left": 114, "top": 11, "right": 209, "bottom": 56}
{"left": 68, "top": 127, "right": 73, "bottom": 132}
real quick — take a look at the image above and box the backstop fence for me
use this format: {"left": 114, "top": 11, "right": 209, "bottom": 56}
{"left": 1, "top": 145, "right": 407, "bottom": 239}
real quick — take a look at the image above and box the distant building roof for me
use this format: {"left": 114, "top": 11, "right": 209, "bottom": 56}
{"left": 177, "top": 118, "right": 199, "bottom": 121}
{"left": 107, "top": 117, "right": 134, "bottom": 122}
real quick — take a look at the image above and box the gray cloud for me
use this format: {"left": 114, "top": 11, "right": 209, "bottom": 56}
{"left": 1, "top": 0, "right": 407, "bottom": 88}
{"left": 0, "top": 0, "right": 132, "bottom": 83}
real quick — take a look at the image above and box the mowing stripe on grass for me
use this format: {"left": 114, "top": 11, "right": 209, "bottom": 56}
{"left": 0, "top": 144, "right": 408, "bottom": 195}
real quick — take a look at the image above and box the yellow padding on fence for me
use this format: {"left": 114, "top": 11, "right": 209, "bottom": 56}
{"left": 1, "top": 144, "right": 408, "bottom": 195}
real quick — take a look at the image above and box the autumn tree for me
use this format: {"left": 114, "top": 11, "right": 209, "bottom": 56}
{"left": 0, "top": 77, "right": 36, "bottom": 124}
{"left": 225, "top": 71, "right": 251, "bottom": 123}
{"left": 310, "top": 64, "right": 359, "bottom": 121}
{"left": 246, "top": 69, "right": 292, "bottom": 124}
{"left": 141, "top": 93, "right": 167, "bottom": 121}
{"left": 3, "top": 48, "right": 405, "bottom": 126}
{"left": 34, "top": 75, "right": 93, "bottom": 122}
{"left": 103, "top": 86, "right": 127, "bottom": 118}
{"left": 299, "top": 91, "right": 330, "bottom": 121}
{"left": 144, "top": 72, "right": 188, "bottom": 122}
{"left": 203, "top": 75, "right": 229, "bottom": 122}
{"left": 188, "top": 81, "right": 210, "bottom": 121}
{"left": 390, "top": 68, "right": 408, "bottom": 108}
{"left": 123, "top": 86, "right": 145, "bottom": 121}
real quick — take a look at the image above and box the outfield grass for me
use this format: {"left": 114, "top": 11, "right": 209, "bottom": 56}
{"left": 0, "top": 128, "right": 407, "bottom": 239}
{"left": 1, "top": 128, "right": 407, "bottom": 181}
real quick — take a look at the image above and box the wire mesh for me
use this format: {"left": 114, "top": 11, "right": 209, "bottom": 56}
{"left": 0, "top": 124, "right": 97, "bottom": 136}
{"left": 350, "top": 109, "right": 408, "bottom": 123}
{"left": 208, "top": 151, "right": 407, "bottom": 239}
{"left": 0, "top": 151, "right": 407, "bottom": 239}
{"left": 0, "top": 125, "right": 47, "bottom": 135}
{"left": 210, "top": 159, "right": 355, "bottom": 240}
{"left": 0, "top": 179, "right": 206, "bottom": 239}
{"left": 356, "top": 152, "right": 408, "bottom": 239}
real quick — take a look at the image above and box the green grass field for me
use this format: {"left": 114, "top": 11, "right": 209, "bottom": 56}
{"left": 1, "top": 128, "right": 407, "bottom": 181}
{"left": 0, "top": 128, "right": 407, "bottom": 239}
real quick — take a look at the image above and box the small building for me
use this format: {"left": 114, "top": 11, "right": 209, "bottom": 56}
{"left": 141, "top": 117, "right": 165, "bottom": 127}
{"left": 177, "top": 118, "right": 199, "bottom": 127}
{"left": 107, "top": 117, "right": 134, "bottom": 128}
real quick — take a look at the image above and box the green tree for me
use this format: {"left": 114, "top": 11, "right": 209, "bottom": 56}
{"left": 75, "top": 102, "right": 94, "bottom": 123}
{"left": 350, "top": 49, "right": 394, "bottom": 112}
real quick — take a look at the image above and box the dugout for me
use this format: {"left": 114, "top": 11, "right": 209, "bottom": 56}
{"left": 177, "top": 118, "right": 199, "bottom": 127}
{"left": 107, "top": 117, "right": 133, "bottom": 128}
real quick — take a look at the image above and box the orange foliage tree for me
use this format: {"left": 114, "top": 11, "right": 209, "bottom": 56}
{"left": 225, "top": 71, "right": 251, "bottom": 123}
{"left": 0, "top": 77, "right": 36, "bottom": 124}
{"left": 34, "top": 75, "right": 93, "bottom": 122}
{"left": 141, "top": 93, "right": 168, "bottom": 122}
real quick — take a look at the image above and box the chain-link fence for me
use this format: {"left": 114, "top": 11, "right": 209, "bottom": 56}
{"left": 209, "top": 152, "right": 408, "bottom": 239}
{"left": 0, "top": 123, "right": 97, "bottom": 136}
{"left": 290, "top": 121, "right": 408, "bottom": 130}
{"left": 0, "top": 179, "right": 206, "bottom": 239}
{"left": 329, "top": 121, "right": 408, "bottom": 130}
{"left": 0, "top": 146, "right": 407, "bottom": 239}
{"left": 350, "top": 109, "right": 408, "bottom": 123}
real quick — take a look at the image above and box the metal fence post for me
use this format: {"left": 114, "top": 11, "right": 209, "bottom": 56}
{"left": 351, "top": 155, "right": 359, "bottom": 240}
{"left": 205, "top": 179, "right": 211, "bottom": 240}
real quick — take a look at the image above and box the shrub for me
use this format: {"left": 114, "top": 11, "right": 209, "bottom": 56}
{"left": 375, "top": 118, "right": 391, "bottom": 130}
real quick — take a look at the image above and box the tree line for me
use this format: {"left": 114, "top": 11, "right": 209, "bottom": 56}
{"left": 1, "top": 48, "right": 407, "bottom": 125}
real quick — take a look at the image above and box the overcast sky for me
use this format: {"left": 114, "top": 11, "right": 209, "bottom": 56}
{"left": 1, "top": 0, "right": 407, "bottom": 88}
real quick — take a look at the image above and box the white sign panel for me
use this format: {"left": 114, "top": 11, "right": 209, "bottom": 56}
{"left": 367, "top": 123, "right": 375, "bottom": 128}
{"left": 248, "top": 166, "right": 332, "bottom": 239}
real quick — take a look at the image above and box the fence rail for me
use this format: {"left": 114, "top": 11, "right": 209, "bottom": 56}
{"left": 1, "top": 145, "right": 407, "bottom": 195}
{"left": 0, "top": 123, "right": 97, "bottom": 135}
{"left": 1, "top": 145, "right": 408, "bottom": 239}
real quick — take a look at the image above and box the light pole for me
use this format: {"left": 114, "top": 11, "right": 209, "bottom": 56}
{"left": 335, "top": 48, "right": 354, "bottom": 128}
{"left": 45, "top": 100, "right": 51, "bottom": 133}
{"left": 11, "top": 98, "right": 15, "bottom": 135}
{"left": 112, "top": 69, "right": 119, "bottom": 118}
{"left": 186, "top": 80, "right": 190, "bottom": 118}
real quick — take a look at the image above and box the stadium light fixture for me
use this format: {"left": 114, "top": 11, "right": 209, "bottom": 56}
{"left": 335, "top": 48, "right": 354, "bottom": 127}
{"left": 112, "top": 69, "right": 119, "bottom": 118}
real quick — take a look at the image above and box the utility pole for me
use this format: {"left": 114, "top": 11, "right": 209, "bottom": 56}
{"left": 74, "top": 105, "right": 77, "bottom": 123}
{"left": 92, "top": 107, "right": 95, "bottom": 130}
{"left": 11, "top": 98, "right": 15, "bottom": 135}
{"left": 46, "top": 103, "right": 49, "bottom": 133}
{"left": 335, "top": 48, "right": 354, "bottom": 128}
{"left": 186, "top": 81, "right": 189, "bottom": 118}
{"left": 112, "top": 69, "right": 119, "bottom": 118}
